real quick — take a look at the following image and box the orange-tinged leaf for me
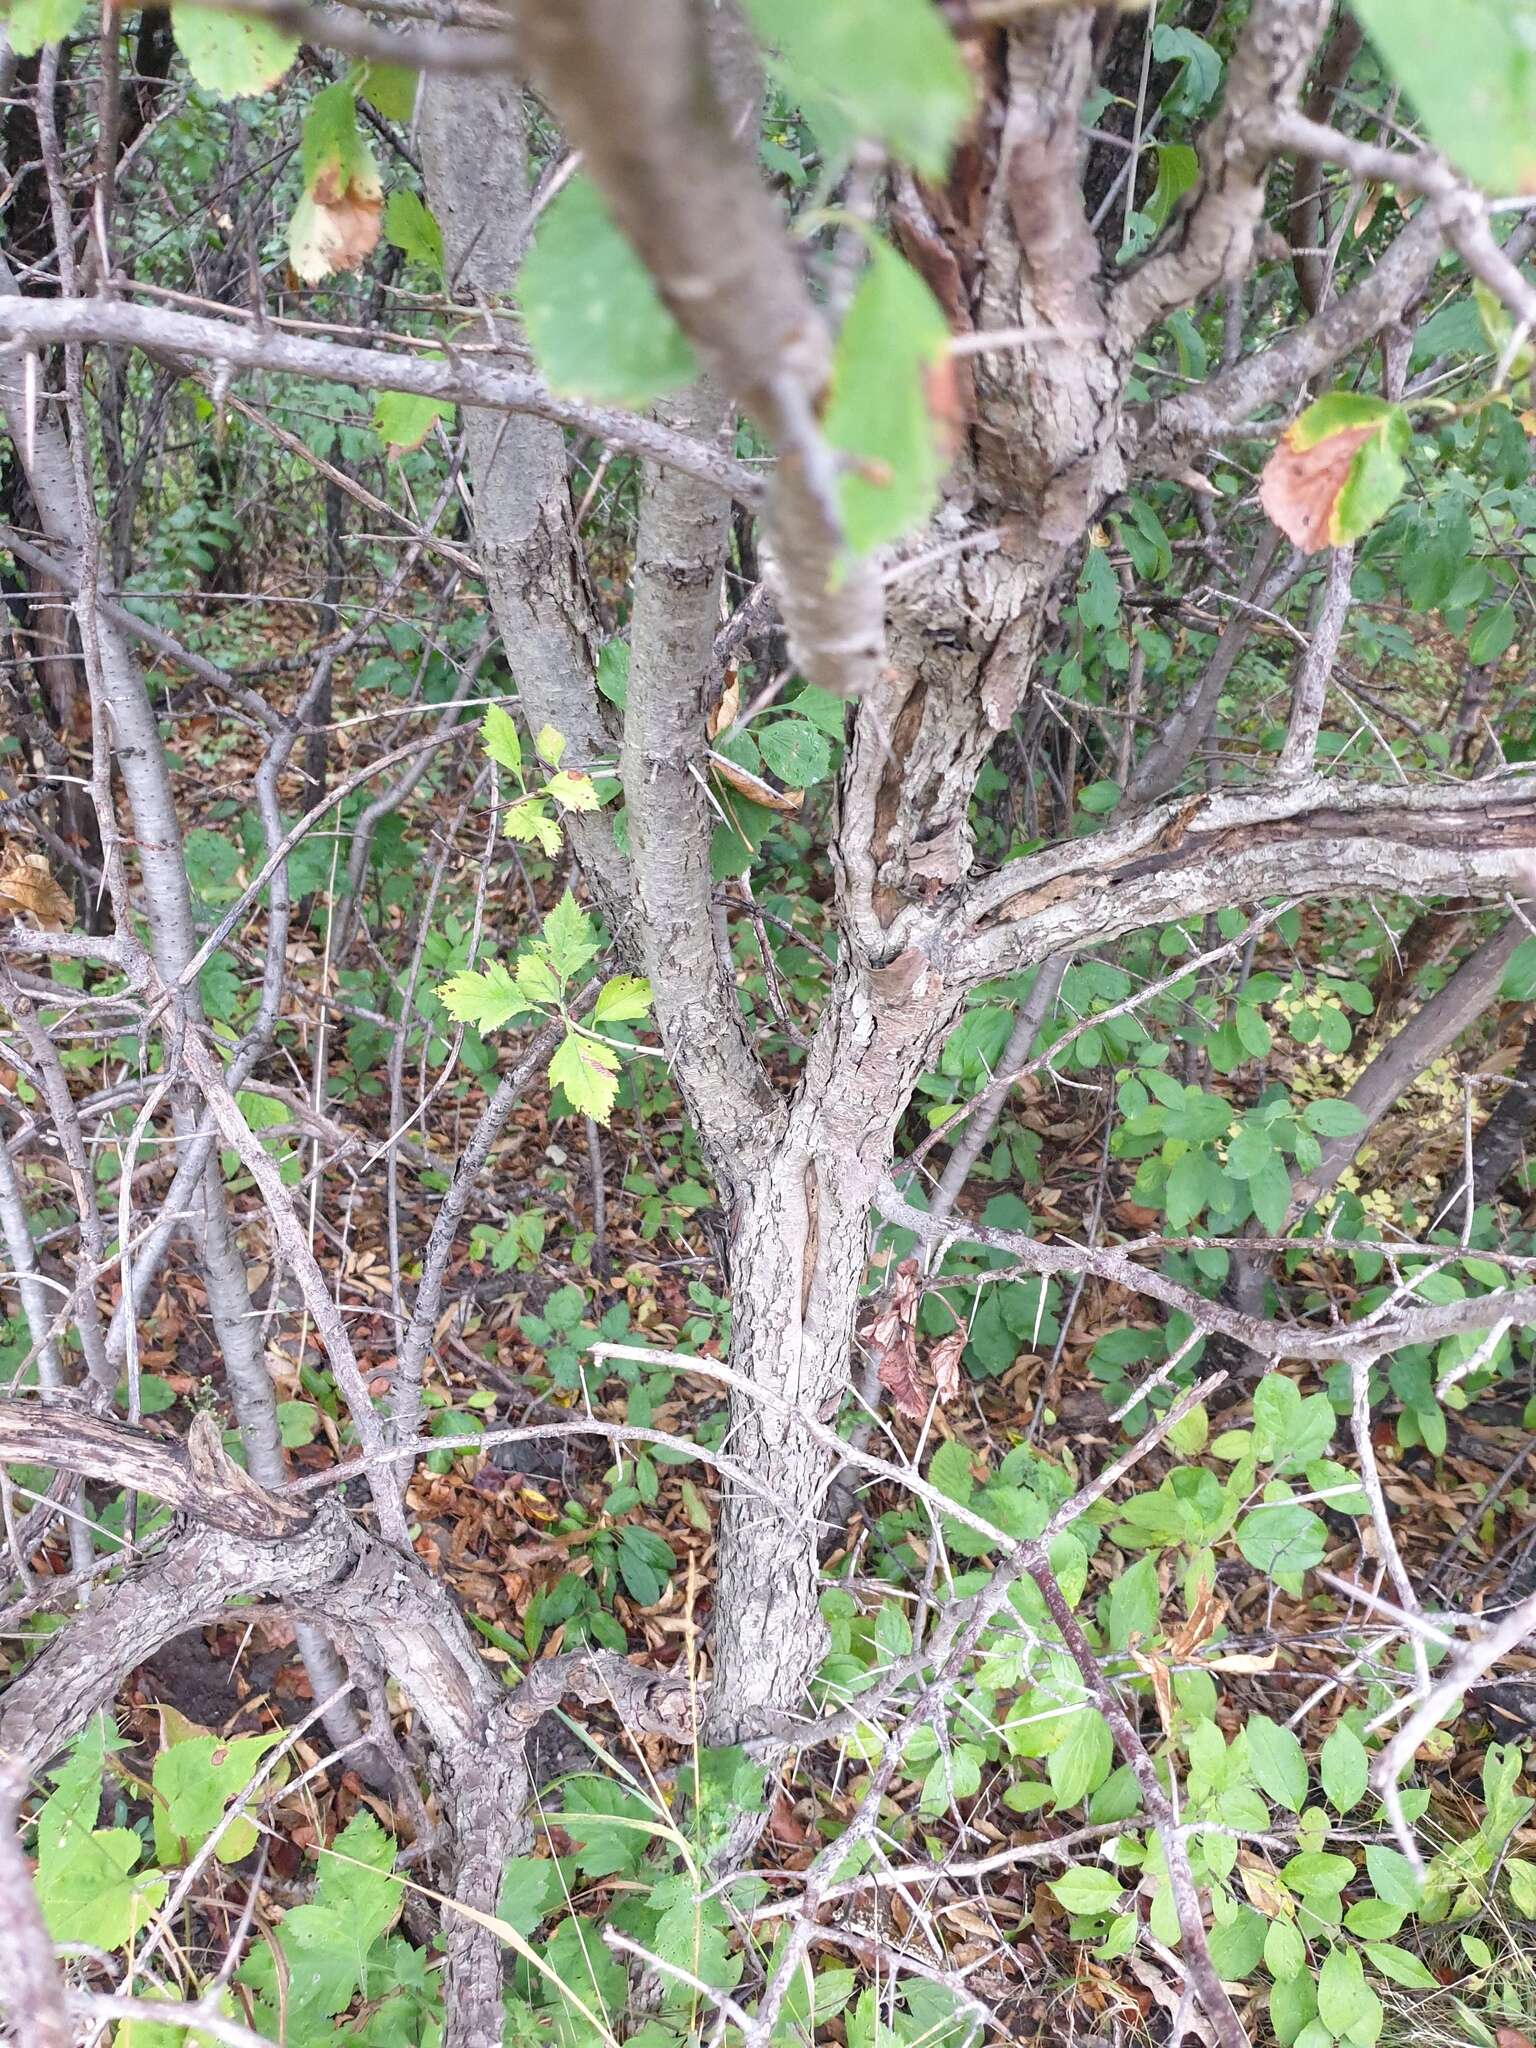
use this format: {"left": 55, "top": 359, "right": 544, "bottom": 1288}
{"left": 1259, "top": 392, "right": 1411, "bottom": 552}
{"left": 1260, "top": 420, "right": 1378, "bottom": 552}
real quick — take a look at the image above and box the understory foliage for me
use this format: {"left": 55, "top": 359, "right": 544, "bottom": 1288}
{"left": 6, "top": 4, "right": 1536, "bottom": 2048}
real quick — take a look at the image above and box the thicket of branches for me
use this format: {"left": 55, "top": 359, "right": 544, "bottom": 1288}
{"left": 4, "top": 3, "right": 1536, "bottom": 2046}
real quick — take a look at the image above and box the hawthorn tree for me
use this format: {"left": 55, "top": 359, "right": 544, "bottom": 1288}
{"left": 5, "top": 2, "right": 1536, "bottom": 2045}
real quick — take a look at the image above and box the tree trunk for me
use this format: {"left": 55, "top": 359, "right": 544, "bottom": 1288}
{"left": 702, "top": 966, "right": 962, "bottom": 1743}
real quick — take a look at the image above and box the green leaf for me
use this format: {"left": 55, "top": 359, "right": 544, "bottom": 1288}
{"left": 1469, "top": 600, "right": 1517, "bottom": 666}
{"left": 373, "top": 389, "right": 451, "bottom": 454}
{"left": 1048, "top": 1708, "right": 1113, "bottom": 1809}
{"left": 1236, "top": 1501, "right": 1326, "bottom": 1579}
{"left": 757, "top": 719, "right": 833, "bottom": 788}
{"left": 382, "top": 188, "right": 443, "bottom": 274}
{"left": 152, "top": 1730, "right": 283, "bottom": 1865}
{"left": 1318, "top": 1944, "right": 1380, "bottom": 2040}
{"left": 1078, "top": 778, "right": 1121, "bottom": 815}
{"left": 1364, "top": 1844, "right": 1424, "bottom": 1910}
{"left": 519, "top": 175, "right": 696, "bottom": 407}
{"left": 550, "top": 1029, "right": 621, "bottom": 1123}
{"left": 823, "top": 241, "right": 952, "bottom": 557}
{"left": 1353, "top": 0, "right": 1536, "bottom": 193}
{"left": 1362, "top": 1942, "right": 1439, "bottom": 1989}
{"left": 1502, "top": 934, "right": 1536, "bottom": 999}
{"left": 5, "top": 0, "right": 87, "bottom": 56}
{"left": 1235, "top": 1005, "right": 1272, "bottom": 1058}
{"left": 171, "top": 5, "right": 299, "bottom": 95}
{"left": 742, "top": 0, "right": 971, "bottom": 175}
{"left": 1105, "top": 1555, "right": 1161, "bottom": 1650}
{"left": 1078, "top": 545, "right": 1121, "bottom": 631}
{"left": 498, "top": 1854, "right": 558, "bottom": 1937}
{"left": 37, "top": 1824, "right": 166, "bottom": 1950}
{"left": 1208, "top": 1907, "right": 1267, "bottom": 1983}
{"left": 1320, "top": 1723, "right": 1369, "bottom": 1814}
{"left": 1144, "top": 142, "right": 1199, "bottom": 234}
{"left": 1283, "top": 1851, "right": 1356, "bottom": 1898}
{"left": 593, "top": 975, "right": 653, "bottom": 1025}
{"left": 1047, "top": 1866, "right": 1123, "bottom": 1916}
{"left": 1265, "top": 1918, "right": 1308, "bottom": 1980}
{"left": 1247, "top": 1150, "right": 1293, "bottom": 1233}
{"left": 541, "top": 892, "right": 600, "bottom": 979}
{"left": 358, "top": 62, "right": 419, "bottom": 125}
{"left": 436, "top": 962, "right": 533, "bottom": 1032}
{"left": 1227, "top": 1123, "right": 1276, "bottom": 1180}
{"left": 515, "top": 949, "right": 561, "bottom": 1006}
{"left": 482, "top": 703, "right": 523, "bottom": 780}
{"left": 1245, "top": 1713, "right": 1309, "bottom": 1814}
{"left": 1165, "top": 1147, "right": 1209, "bottom": 1229}
{"left": 1301, "top": 1098, "right": 1366, "bottom": 1138}
{"left": 504, "top": 796, "right": 562, "bottom": 856}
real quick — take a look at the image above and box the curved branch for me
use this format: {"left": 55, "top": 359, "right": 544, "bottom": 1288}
{"left": 945, "top": 775, "right": 1536, "bottom": 987}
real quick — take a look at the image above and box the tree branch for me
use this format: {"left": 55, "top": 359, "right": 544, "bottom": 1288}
{"left": 945, "top": 776, "right": 1536, "bottom": 988}
{"left": 0, "top": 287, "right": 760, "bottom": 504}
{"left": 512, "top": 0, "right": 886, "bottom": 699}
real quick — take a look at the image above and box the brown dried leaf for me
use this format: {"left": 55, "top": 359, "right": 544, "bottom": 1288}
{"left": 707, "top": 673, "right": 740, "bottom": 741}
{"left": 929, "top": 1328, "right": 966, "bottom": 1405}
{"left": 707, "top": 747, "right": 803, "bottom": 814}
{"left": 869, "top": 1257, "right": 924, "bottom": 1419}
{"left": 1258, "top": 420, "right": 1375, "bottom": 552}
{"left": 0, "top": 849, "right": 72, "bottom": 928}
{"left": 1169, "top": 1575, "right": 1225, "bottom": 1661}
{"left": 877, "top": 1344, "right": 925, "bottom": 1421}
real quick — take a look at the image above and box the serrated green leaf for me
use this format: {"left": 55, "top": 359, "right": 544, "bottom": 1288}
{"left": 824, "top": 241, "right": 952, "bottom": 558}
{"left": 541, "top": 891, "right": 599, "bottom": 979}
{"left": 504, "top": 797, "right": 562, "bottom": 856}
{"left": 435, "top": 962, "right": 533, "bottom": 1032}
{"left": 359, "top": 62, "right": 419, "bottom": 125}
{"left": 549, "top": 1029, "right": 621, "bottom": 1123}
{"left": 482, "top": 704, "right": 523, "bottom": 779}
{"left": 593, "top": 975, "right": 653, "bottom": 1025}
{"left": 6, "top": 0, "right": 87, "bottom": 56}
{"left": 382, "top": 186, "right": 442, "bottom": 273}
{"left": 373, "top": 388, "right": 451, "bottom": 454}
{"left": 152, "top": 1729, "right": 284, "bottom": 1865}
{"left": 545, "top": 770, "right": 600, "bottom": 813}
{"left": 742, "top": 0, "right": 971, "bottom": 175}
{"left": 172, "top": 5, "right": 298, "bottom": 95}
{"left": 519, "top": 175, "right": 696, "bottom": 407}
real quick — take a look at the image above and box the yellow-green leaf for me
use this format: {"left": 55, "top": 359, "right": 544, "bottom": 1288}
{"left": 549, "top": 1028, "right": 621, "bottom": 1123}
{"left": 172, "top": 5, "right": 298, "bottom": 98}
